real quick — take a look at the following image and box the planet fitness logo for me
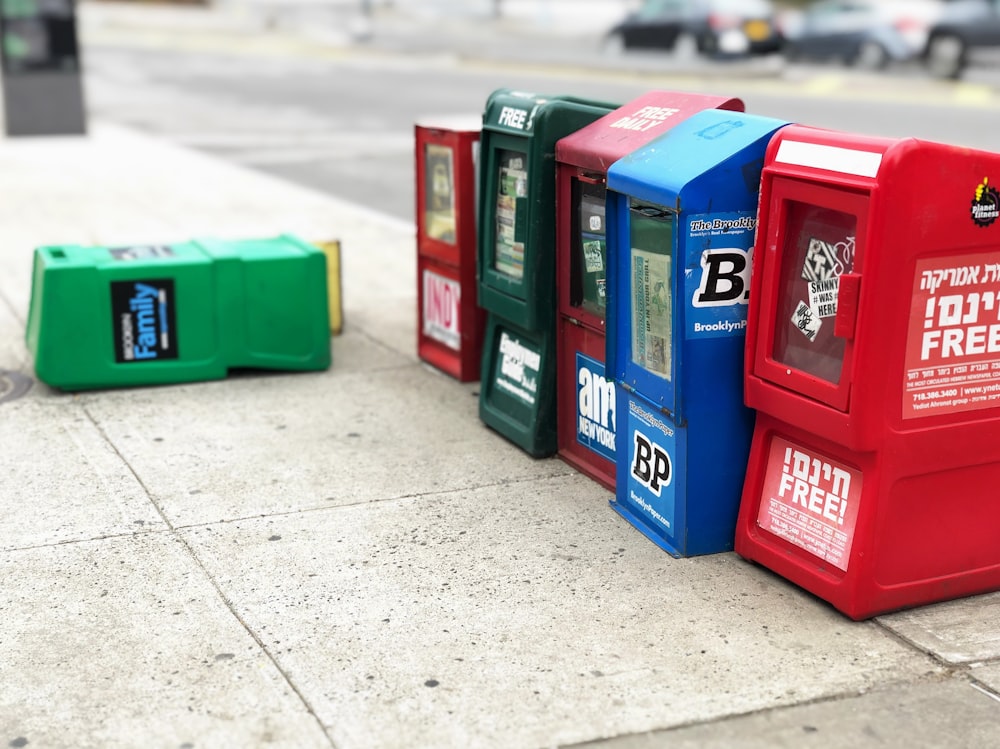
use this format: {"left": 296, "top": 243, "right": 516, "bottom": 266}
{"left": 971, "top": 177, "right": 999, "bottom": 228}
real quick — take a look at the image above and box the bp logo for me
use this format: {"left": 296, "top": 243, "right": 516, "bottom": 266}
{"left": 631, "top": 431, "right": 672, "bottom": 497}
{"left": 692, "top": 248, "right": 751, "bottom": 308}
{"left": 971, "top": 177, "right": 1000, "bottom": 228}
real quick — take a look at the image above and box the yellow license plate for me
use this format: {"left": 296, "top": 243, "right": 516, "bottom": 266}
{"left": 745, "top": 20, "right": 770, "bottom": 41}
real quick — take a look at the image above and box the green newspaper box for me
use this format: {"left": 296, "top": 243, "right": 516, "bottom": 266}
{"left": 477, "top": 89, "right": 617, "bottom": 457}
{"left": 26, "top": 234, "right": 331, "bottom": 390}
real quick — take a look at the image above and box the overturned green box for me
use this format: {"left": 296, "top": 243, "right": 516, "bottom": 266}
{"left": 26, "top": 234, "right": 331, "bottom": 390}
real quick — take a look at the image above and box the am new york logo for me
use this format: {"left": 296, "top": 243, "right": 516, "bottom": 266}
{"left": 576, "top": 352, "right": 616, "bottom": 461}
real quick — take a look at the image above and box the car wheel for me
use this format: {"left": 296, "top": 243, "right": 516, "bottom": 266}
{"left": 672, "top": 32, "right": 700, "bottom": 61}
{"left": 853, "top": 40, "right": 888, "bottom": 71}
{"left": 926, "top": 34, "right": 966, "bottom": 79}
{"left": 602, "top": 32, "right": 626, "bottom": 55}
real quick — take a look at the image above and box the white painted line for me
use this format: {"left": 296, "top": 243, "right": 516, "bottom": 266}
{"left": 971, "top": 682, "right": 1000, "bottom": 704}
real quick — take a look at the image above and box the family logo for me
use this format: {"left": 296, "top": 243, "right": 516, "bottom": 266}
{"left": 111, "top": 279, "right": 178, "bottom": 364}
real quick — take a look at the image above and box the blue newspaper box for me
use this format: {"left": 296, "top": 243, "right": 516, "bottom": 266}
{"left": 605, "top": 110, "right": 789, "bottom": 556}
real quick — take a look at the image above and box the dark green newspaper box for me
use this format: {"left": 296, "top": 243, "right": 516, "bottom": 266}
{"left": 26, "top": 234, "right": 331, "bottom": 390}
{"left": 478, "top": 89, "right": 616, "bottom": 457}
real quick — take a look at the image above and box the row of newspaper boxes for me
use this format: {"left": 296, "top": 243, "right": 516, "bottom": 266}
{"left": 415, "top": 88, "right": 1000, "bottom": 621}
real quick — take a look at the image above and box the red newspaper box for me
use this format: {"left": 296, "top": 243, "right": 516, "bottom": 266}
{"left": 555, "top": 91, "right": 743, "bottom": 490}
{"left": 415, "top": 116, "right": 485, "bottom": 381}
{"left": 736, "top": 124, "right": 1000, "bottom": 619}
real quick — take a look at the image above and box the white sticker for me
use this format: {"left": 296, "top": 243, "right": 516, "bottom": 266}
{"left": 802, "top": 237, "right": 839, "bottom": 282}
{"left": 583, "top": 240, "right": 604, "bottom": 273}
{"left": 802, "top": 235, "right": 855, "bottom": 283}
{"left": 792, "top": 300, "right": 822, "bottom": 341}
{"left": 589, "top": 215, "right": 602, "bottom": 232}
{"left": 422, "top": 270, "right": 462, "bottom": 350}
{"left": 808, "top": 277, "right": 840, "bottom": 318}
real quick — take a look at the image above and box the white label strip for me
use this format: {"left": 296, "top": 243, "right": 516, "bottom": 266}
{"left": 775, "top": 140, "right": 883, "bottom": 178}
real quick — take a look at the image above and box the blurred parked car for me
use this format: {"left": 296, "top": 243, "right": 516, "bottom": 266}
{"left": 781, "top": 0, "right": 944, "bottom": 70}
{"left": 602, "top": 0, "right": 782, "bottom": 58}
{"left": 923, "top": 0, "right": 1000, "bottom": 78}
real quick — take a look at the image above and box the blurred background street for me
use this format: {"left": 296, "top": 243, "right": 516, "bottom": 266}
{"left": 75, "top": 0, "right": 1000, "bottom": 225}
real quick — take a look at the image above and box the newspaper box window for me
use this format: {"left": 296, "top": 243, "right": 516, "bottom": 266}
{"left": 494, "top": 148, "right": 528, "bottom": 279}
{"left": 629, "top": 201, "right": 675, "bottom": 385}
{"left": 571, "top": 181, "right": 608, "bottom": 318}
{"left": 737, "top": 125, "right": 1000, "bottom": 619}
{"left": 771, "top": 201, "right": 857, "bottom": 387}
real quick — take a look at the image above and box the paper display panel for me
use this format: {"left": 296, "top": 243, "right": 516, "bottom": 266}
{"left": 494, "top": 148, "right": 527, "bottom": 279}
{"left": 629, "top": 202, "right": 674, "bottom": 380}
{"left": 424, "top": 143, "right": 456, "bottom": 244}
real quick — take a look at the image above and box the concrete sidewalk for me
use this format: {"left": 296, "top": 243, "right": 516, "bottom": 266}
{"left": 1, "top": 7, "right": 1000, "bottom": 749}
